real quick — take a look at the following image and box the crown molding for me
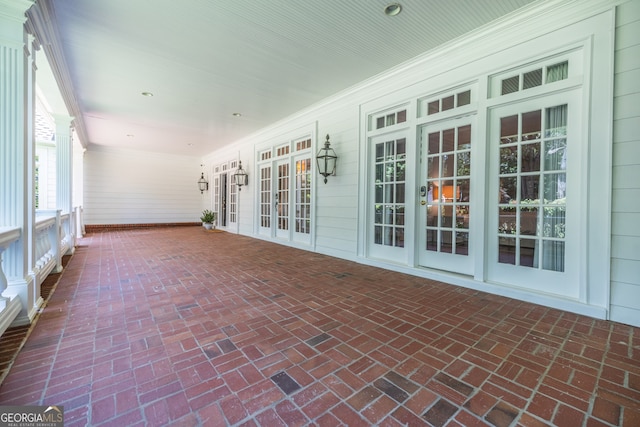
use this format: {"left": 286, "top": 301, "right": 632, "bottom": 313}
{"left": 0, "top": 0, "right": 33, "bottom": 22}
{"left": 26, "top": 0, "right": 89, "bottom": 148}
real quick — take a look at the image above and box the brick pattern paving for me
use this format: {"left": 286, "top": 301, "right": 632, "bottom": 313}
{"left": 0, "top": 227, "right": 638, "bottom": 426}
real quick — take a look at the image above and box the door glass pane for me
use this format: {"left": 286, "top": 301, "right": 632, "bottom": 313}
{"left": 457, "top": 125, "right": 471, "bottom": 149}
{"left": 260, "top": 166, "right": 271, "bottom": 228}
{"left": 521, "top": 143, "right": 540, "bottom": 173}
{"left": 229, "top": 181, "right": 237, "bottom": 223}
{"left": 372, "top": 138, "right": 406, "bottom": 248}
{"left": 278, "top": 164, "right": 289, "bottom": 231}
{"left": 295, "top": 158, "right": 311, "bottom": 234}
{"left": 455, "top": 232, "right": 469, "bottom": 255}
{"left": 500, "top": 115, "right": 518, "bottom": 143}
{"left": 497, "top": 105, "right": 567, "bottom": 271}
{"left": 423, "top": 123, "right": 471, "bottom": 256}
{"left": 522, "top": 110, "right": 541, "bottom": 140}
{"left": 428, "top": 132, "right": 440, "bottom": 154}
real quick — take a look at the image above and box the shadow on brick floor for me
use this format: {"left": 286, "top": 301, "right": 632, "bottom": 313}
{"left": 0, "top": 255, "right": 72, "bottom": 385}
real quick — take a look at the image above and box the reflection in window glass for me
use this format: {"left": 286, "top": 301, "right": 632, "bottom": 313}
{"left": 373, "top": 138, "right": 406, "bottom": 248}
{"left": 546, "top": 61, "right": 568, "bottom": 83}
{"left": 523, "top": 69, "right": 542, "bottom": 90}
{"left": 442, "top": 95, "right": 455, "bottom": 111}
{"left": 497, "top": 105, "right": 568, "bottom": 271}
{"left": 501, "top": 76, "right": 519, "bottom": 95}
{"left": 457, "top": 90, "right": 471, "bottom": 107}
{"left": 423, "top": 123, "right": 472, "bottom": 256}
{"left": 500, "top": 115, "right": 518, "bottom": 143}
{"left": 294, "top": 158, "right": 311, "bottom": 234}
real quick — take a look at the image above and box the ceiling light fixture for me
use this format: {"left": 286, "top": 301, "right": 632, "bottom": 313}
{"left": 384, "top": 3, "right": 402, "bottom": 16}
{"left": 232, "top": 112, "right": 242, "bottom": 117}
{"left": 141, "top": 91, "right": 154, "bottom": 97}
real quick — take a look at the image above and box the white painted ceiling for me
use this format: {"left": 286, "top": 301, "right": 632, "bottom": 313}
{"left": 41, "top": 0, "right": 537, "bottom": 156}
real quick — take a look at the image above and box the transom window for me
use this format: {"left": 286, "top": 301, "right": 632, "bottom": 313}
{"left": 260, "top": 150, "right": 272, "bottom": 161}
{"left": 500, "top": 61, "right": 568, "bottom": 95}
{"left": 418, "top": 87, "right": 472, "bottom": 117}
{"left": 371, "top": 108, "right": 407, "bottom": 131}
{"left": 296, "top": 138, "right": 311, "bottom": 151}
{"left": 489, "top": 50, "right": 581, "bottom": 98}
{"left": 276, "top": 145, "right": 290, "bottom": 157}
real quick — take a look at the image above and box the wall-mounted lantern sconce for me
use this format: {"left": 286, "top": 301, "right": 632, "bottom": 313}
{"left": 316, "top": 134, "right": 337, "bottom": 184}
{"left": 233, "top": 160, "right": 248, "bottom": 191}
{"left": 197, "top": 172, "right": 208, "bottom": 194}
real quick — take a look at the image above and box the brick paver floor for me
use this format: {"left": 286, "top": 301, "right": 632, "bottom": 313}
{"left": 0, "top": 227, "right": 638, "bottom": 426}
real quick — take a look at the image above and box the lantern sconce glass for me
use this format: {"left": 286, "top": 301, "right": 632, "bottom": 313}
{"left": 316, "top": 134, "right": 337, "bottom": 184}
{"left": 197, "top": 172, "right": 209, "bottom": 194}
{"left": 233, "top": 160, "right": 249, "bottom": 191}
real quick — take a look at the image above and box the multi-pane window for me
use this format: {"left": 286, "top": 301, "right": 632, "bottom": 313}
{"left": 229, "top": 179, "right": 237, "bottom": 223}
{"left": 425, "top": 125, "right": 471, "bottom": 255}
{"left": 276, "top": 145, "right": 290, "bottom": 157}
{"left": 277, "top": 163, "right": 290, "bottom": 231}
{"left": 497, "top": 104, "right": 567, "bottom": 271}
{"left": 260, "top": 166, "right": 271, "bottom": 228}
{"left": 501, "top": 61, "right": 569, "bottom": 95}
{"left": 374, "top": 138, "right": 406, "bottom": 247}
{"left": 260, "top": 150, "right": 272, "bottom": 161}
{"left": 423, "top": 90, "right": 471, "bottom": 116}
{"left": 213, "top": 175, "right": 220, "bottom": 218}
{"left": 489, "top": 52, "right": 579, "bottom": 98}
{"left": 296, "top": 138, "right": 311, "bottom": 151}
{"left": 373, "top": 108, "right": 407, "bottom": 130}
{"left": 295, "top": 158, "right": 311, "bottom": 234}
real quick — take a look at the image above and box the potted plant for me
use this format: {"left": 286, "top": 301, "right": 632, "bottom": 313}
{"left": 200, "top": 209, "right": 216, "bottom": 230}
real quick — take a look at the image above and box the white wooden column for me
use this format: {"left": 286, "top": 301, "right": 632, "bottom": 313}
{"left": 54, "top": 115, "right": 74, "bottom": 214}
{"left": 0, "top": 0, "right": 37, "bottom": 325}
{"left": 54, "top": 114, "right": 75, "bottom": 255}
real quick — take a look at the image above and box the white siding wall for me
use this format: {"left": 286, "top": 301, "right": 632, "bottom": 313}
{"left": 200, "top": 0, "right": 621, "bottom": 322}
{"left": 610, "top": 0, "right": 640, "bottom": 327}
{"left": 84, "top": 146, "right": 202, "bottom": 225}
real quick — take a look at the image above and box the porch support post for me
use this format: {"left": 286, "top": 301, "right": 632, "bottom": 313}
{"left": 0, "top": 0, "right": 38, "bottom": 325}
{"left": 54, "top": 114, "right": 75, "bottom": 255}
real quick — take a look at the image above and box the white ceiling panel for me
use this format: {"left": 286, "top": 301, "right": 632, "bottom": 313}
{"left": 38, "top": 0, "right": 537, "bottom": 155}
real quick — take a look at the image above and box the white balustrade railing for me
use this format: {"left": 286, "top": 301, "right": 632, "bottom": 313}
{"left": 34, "top": 212, "right": 58, "bottom": 285}
{"left": 1, "top": 208, "right": 79, "bottom": 333}
{"left": 0, "top": 226, "right": 22, "bottom": 336}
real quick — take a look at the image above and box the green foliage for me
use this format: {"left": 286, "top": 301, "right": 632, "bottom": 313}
{"left": 200, "top": 209, "right": 216, "bottom": 223}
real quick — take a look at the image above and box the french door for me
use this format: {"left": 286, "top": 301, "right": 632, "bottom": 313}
{"left": 275, "top": 160, "right": 290, "bottom": 239}
{"left": 487, "top": 91, "right": 581, "bottom": 298}
{"left": 258, "top": 164, "right": 272, "bottom": 236}
{"left": 258, "top": 155, "right": 312, "bottom": 244}
{"left": 418, "top": 116, "right": 474, "bottom": 274}
{"left": 368, "top": 131, "right": 408, "bottom": 263}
